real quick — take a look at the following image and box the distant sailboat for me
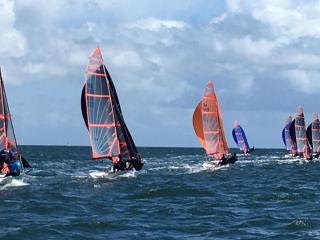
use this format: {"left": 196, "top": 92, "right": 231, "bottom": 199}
{"left": 290, "top": 106, "right": 312, "bottom": 160}
{"left": 282, "top": 115, "right": 297, "bottom": 157}
{"left": 192, "top": 80, "right": 236, "bottom": 165}
{"left": 306, "top": 113, "right": 320, "bottom": 157}
{"left": 81, "top": 47, "right": 143, "bottom": 172}
{"left": 232, "top": 121, "right": 254, "bottom": 154}
{"left": 0, "top": 68, "right": 30, "bottom": 177}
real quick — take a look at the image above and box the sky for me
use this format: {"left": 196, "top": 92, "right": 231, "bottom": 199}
{"left": 1, "top": 0, "right": 320, "bottom": 148}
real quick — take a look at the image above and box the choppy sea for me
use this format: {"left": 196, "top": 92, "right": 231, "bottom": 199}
{"left": 0, "top": 146, "right": 319, "bottom": 239}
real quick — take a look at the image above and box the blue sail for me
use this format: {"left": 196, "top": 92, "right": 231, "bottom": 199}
{"left": 232, "top": 121, "right": 251, "bottom": 153}
{"left": 283, "top": 115, "right": 297, "bottom": 155}
{"left": 282, "top": 127, "right": 287, "bottom": 148}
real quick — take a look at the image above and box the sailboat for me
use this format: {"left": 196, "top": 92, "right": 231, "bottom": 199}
{"left": 81, "top": 47, "right": 143, "bottom": 173}
{"left": 282, "top": 115, "right": 297, "bottom": 157}
{"left": 192, "top": 80, "right": 236, "bottom": 165}
{"left": 0, "top": 68, "right": 30, "bottom": 179}
{"left": 306, "top": 113, "right": 320, "bottom": 158}
{"left": 289, "top": 106, "right": 312, "bottom": 160}
{"left": 232, "top": 120, "right": 254, "bottom": 154}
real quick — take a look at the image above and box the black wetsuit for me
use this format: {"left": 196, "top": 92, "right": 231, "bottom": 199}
{"left": 131, "top": 158, "right": 144, "bottom": 171}
{"left": 113, "top": 158, "right": 144, "bottom": 172}
{"left": 219, "top": 154, "right": 237, "bottom": 166}
{"left": 113, "top": 160, "right": 126, "bottom": 173}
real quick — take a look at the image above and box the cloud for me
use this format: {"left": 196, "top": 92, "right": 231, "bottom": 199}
{"left": 284, "top": 69, "right": 320, "bottom": 94}
{"left": 126, "top": 17, "right": 189, "bottom": 32}
{"left": 0, "top": 0, "right": 27, "bottom": 58}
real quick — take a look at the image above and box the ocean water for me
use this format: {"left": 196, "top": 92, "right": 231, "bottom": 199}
{"left": 0, "top": 146, "right": 319, "bottom": 239}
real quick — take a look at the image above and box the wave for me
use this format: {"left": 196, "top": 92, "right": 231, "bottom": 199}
{"left": 0, "top": 177, "right": 28, "bottom": 189}
{"left": 88, "top": 170, "right": 137, "bottom": 179}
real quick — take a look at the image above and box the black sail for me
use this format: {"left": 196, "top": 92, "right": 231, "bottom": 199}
{"left": 105, "top": 66, "right": 138, "bottom": 157}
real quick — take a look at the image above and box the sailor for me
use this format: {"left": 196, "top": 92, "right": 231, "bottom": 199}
{"left": 131, "top": 153, "right": 144, "bottom": 171}
{"left": 7, "top": 152, "right": 22, "bottom": 176}
{"left": 112, "top": 155, "right": 126, "bottom": 173}
{"left": 0, "top": 149, "right": 10, "bottom": 175}
{"left": 123, "top": 153, "right": 144, "bottom": 171}
{"left": 0, "top": 149, "right": 22, "bottom": 176}
{"left": 219, "top": 153, "right": 237, "bottom": 166}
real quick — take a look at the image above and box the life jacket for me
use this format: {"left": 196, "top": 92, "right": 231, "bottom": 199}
{"left": 8, "top": 160, "right": 21, "bottom": 176}
{"left": 112, "top": 157, "right": 119, "bottom": 165}
{"left": 1, "top": 163, "right": 9, "bottom": 174}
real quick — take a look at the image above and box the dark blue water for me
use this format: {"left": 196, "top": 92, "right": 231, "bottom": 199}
{"left": 0, "top": 146, "right": 319, "bottom": 239}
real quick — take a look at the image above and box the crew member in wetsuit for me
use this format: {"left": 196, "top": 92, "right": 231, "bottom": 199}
{"left": 0, "top": 148, "right": 10, "bottom": 174}
{"left": 219, "top": 153, "right": 237, "bottom": 166}
{"left": 112, "top": 153, "right": 144, "bottom": 172}
{"left": 0, "top": 149, "right": 22, "bottom": 176}
{"left": 131, "top": 153, "right": 144, "bottom": 171}
{"left": 0, "top": 137, "right": 13, "bottom": 175}
{"left": 112, "top": 155, "right": 126, "bottom": 173}
{"left": 7, "top": 152, "right": 23, "bottom": 176}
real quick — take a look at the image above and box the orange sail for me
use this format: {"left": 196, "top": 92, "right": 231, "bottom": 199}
{"left": 192, "top": 80, "right": 228, "bottom": 160}
{"left": 192, "top": 101, "right": 206, "bottom": 149}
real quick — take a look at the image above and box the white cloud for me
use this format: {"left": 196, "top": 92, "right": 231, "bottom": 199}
{"left": 111, "top": 50, "right": 144, "bottom": 70}
{"left": 283, "top": 69, "right": 320, "bottom": 94}
{"left": 126, "top": 17, "right": 188, "bottom": 32}
{"left": 0, "top": 0, "right": 27, "bottom": 57}
{"left": 230, "top": 36, "right": 277, "bottom": 58}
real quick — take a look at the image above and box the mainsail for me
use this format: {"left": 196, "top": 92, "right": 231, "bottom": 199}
{"left": 306, "top": 113, "right": 320, "bottom": 154}
{"left": 192, "top": 80, "right": 228, "bottom": 160}
{"left": 232, "top": 120, "right": 250, "bottom": 153}
{"left": 282, "top": 115, "right": 297, "bottom": 155}
{"left": 81, "top": 47, "right": 138, "bottom": 160}
{"left": 294, "top": 106, "right": 311, "bottom": 159}
{"left": 0, "top": 68, "right": 30, "bottom": 168}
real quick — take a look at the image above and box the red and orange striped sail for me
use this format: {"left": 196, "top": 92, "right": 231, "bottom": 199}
{"left": 81, "top": 47, "right": 138, "bottom": 160}
{"left": 295, "top": 106, "right": 311, "bottom": 159}
{"left": 0, "top": 68, "right": 18, "bottom": 153}
{"left": 193, "top": 80, "right": 228, "bottom": 160}
{"left": 82, "top": 47, "right": 120, "bottom": 159}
